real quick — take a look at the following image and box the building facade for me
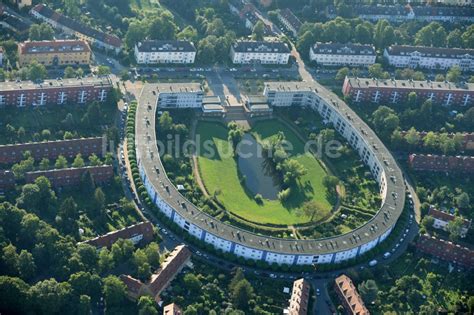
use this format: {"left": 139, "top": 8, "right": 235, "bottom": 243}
{"left": 152, "top": 83, "right": 203, "bottom": 109}
{"left": 310, "top": 43, "right": 376, "bottom": 67}
{"left": 82, "top": 221, "right": 155, "bottom": 249}
{"left": 18, "top": 40, "right": 91, "bottom": 67}
{"left": 135, "top": 80, "right": 405, "bottom": 266}
{"left": 25, "top": 165, "right": 113, "bottom": 188}
{"left": 342, "top": 77, "right": 474, "bottom": 107}
{"left": 0, "top": 137, "right": 105, "bottom": 165}
{"left": 30, "top": 4, "right": 122, "bottom": 53}
{"left": 334, "top": 274, "right": 370, "bottom": 315}
{"left": 230, "top": 41, "right": 290, "bottom": 65}
{"left": 428, "top": 206, "right": 471, "bottom": 238}
{"left": 384, "top": 45, "right": 474, "bottom": 71}
{"left": 0, "top": 170, "right": 15, "bottom": 191}
{"left": 0, "top": 77, "right": 112, "bottom": 107}
{"left": 408, "top": 154, "right": 474, "bottom": 173}
{"left": 134, "top": 40, "right": 196, "bottom": 65}
{"left": 277, "top": 8, "right": 302, "bottom": 37}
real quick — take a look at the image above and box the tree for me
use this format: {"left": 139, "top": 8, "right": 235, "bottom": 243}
{"left": 39, "top": 158, "right": 50, "bottom": 171}
{"left": 372, "top": 106, "right": 399, "bottom": 138}
{"left": 57, "top": 197, "right": 79, "bottom": 236}
{"left": 28, "top": 61, "right": 47, "bottom": 81}
{"left": 231, "top": 279, "right": 254, "bottom": 310}
{"left": 252, "top": 21, "right": 265, "bottom": 41}
{"left": 138, "top": 296, "right": 158, "bottom": 315}
{"left": 415, "top": 22, "right": 446, "bottom": 47}
{"left": 297, "top": 200, "right": 326, "bottom": 221}
{"left": 421, "top": 215, "right": 434, "bottom": 231}
{"left": 335, "top": 67, "right": 349, "bottom": 81}
{"left": 88, "top": 153, "right": 102, "bottom": 166}
{"left": 159, "top": 111, "right": 173, "bottom": 131}
{"left": 103, "top": 275, "right": 127, "bottom": 308}
{"left": 446, "top": 217, "right": 465, "bottom": 240}
{"left": 29, "top": 23, "right": 54, "bottom": 41}
{"left": 0, "top": 276, "right": 30, "bottom": 314}
{"left": 29, "top": 279, "right": 72, "bottom": 314}
{"left": 78, "top": 295, "right": 91, "bottom": 315}
{"left": 323, "top": 175, "right": 339, "bottom": 191}
{"left": 447, "top": 29, "right": 463, "bottom": 48}
{"left": 72, "top": 154, "right": 85, "bottom": 168}
{"left": 183, "top": 273, "right": 201, "bottom": 293}
{"left": 446, "top": 65, "right": 462, "bottom": 83}
{"left": 68, "top": 272, "right": 101, "bottom": 300}
{"left": 423, "top": 132, "right": 439, "bottom": 150}
{"left": 2, "top": 244, "right": 19, "bottom": 275}
{"left": 405, "top": 127, "right": 420, "bottom": 146}
{"left": 64, "top": 66, "right": 76, "bottom": 78}
{"left": 55, "top": 155, "right": 68, "bottom": 169}
{"left": 368, "top": 63, "right": 388, "bottom": 79}
{"left": 94, "top": 187, "right": 106, "bottom": 213}
{"left": 358, "top": 279, "right": 378, "bottom": 304}
{"left": 98, "top": 249, "right": 114, "bottom": 273}
{"left": 456, "top": 192, "right": 470, "bottom": 209}
{"left": 144, "top": 243, "right": 160, "bottom": 268}
{"left": 462, "top": 24, "right": 474, "bottom": 48}
{"left": 97, "top": 66, "right": 111, "bottom": 76}
{"left": 280, "top": 158, "right": 307, "bottom": 185}
{"left": 18, "top": 250, "right": 36, "bottom": 280}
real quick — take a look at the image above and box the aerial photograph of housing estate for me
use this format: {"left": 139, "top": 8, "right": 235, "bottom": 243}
{"left": 0, "top": 0, "right": 473, "bottom": 314}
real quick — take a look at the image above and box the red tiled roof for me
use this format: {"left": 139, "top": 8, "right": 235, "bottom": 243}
{"left": 408, "top": 154, "right": 474, "bottom": 173}
{"left": 288, "top": 278, "right": 310, "bottom": 315}
{"left": 416, "top": 234, "right": 474, "bottom": 269}
{"left": 120, "top": 274, "right": 144, "bottom": 295}
{"left": 335, "top": 274, "right": 370, "bottom": 315}
{"left": 148, "top": 245, "right": 191, "bottom": 298}
{"left": 428, "top": 207, "right": 471, "bottom": 228}
{"left": 82, "top": 221, "right": 155, "bottom": 248}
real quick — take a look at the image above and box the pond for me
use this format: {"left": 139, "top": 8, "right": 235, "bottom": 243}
{"left": 237, "top": 133, "right": 281, "bottom": 200}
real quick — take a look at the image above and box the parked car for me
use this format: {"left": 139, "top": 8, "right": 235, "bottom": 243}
{"left": 369, "top": 260, "right": 378, "bottom": 267}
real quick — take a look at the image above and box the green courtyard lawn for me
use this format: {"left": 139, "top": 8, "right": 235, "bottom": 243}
{"left": 195, "top": 120, "right": 332, "bottom": 225}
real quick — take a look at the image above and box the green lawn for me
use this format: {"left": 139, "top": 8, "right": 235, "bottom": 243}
{"left": 196, "top": 120, "right": 332, "bottom": 225}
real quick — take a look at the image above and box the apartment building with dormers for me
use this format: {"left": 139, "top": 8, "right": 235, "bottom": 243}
{"left": 134, "top": 40, "right": 196, "bottom": 65}
{"left": 310, "top": 43, "right": 376, "bottom": 67}
{"left": 384, "top": 45, "right": 474, "bottom": 71}
{"left": 230, "top": 41, "right": 290, "bottom": 65}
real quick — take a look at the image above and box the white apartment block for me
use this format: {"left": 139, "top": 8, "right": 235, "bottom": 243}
{"left": 134, "top": 40, "right": 196, "bottom": 65}
{"left": 310, "top": 43, "right": 376, "bottom": 67}
{"left": 230, "top": 41, "right": 290, "bottom": 65}
{"left": 428, "top": 207, "right": 471, "bottom": 238}
{"left": 384, "top": 45, "right": 474, "bottom": 71}
{"left": 154, "top": 83, "right": 203, "bottom": 109}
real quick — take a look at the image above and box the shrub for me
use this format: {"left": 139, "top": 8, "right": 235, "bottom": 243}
{"left": 254, "top": 194, "right": 264, "bottom": 205}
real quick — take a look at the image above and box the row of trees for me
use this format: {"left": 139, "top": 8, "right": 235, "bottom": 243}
{"left": 391, "top": 127, "right": 466, "bottom": 154}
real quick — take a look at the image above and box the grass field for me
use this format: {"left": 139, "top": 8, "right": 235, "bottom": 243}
{"left": 196, "top": 120, "right": 332, "bottom": 225}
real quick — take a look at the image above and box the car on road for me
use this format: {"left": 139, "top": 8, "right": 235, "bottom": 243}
{"left": 229, "top": 68, "right": 237, "bottom": 72}
{"left": 316, "top": 288, "right": 321, "bottom": 296}
{"left": 269, "top": 274, "right": 277, "bottom": 279}
{"left": 383, "top": 252, "right": 391, "bottom": 259}
{"left": 369, "top": 259, "right": 378, "bottom": 267}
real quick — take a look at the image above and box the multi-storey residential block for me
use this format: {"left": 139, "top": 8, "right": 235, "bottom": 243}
{"left": 25, "top": 165, "right": 113, "bottom": 187}
{"left": 0, "top": 12, "right": 29, "bottom": 35}
{"left": 287, "top": 278, "right": 310, "bottom": 315}
{"left": 121, "top": 245, "right": 192, "bottom": 303}
{"left": 428, "top": 206, "right": 471, "bottom": 238}
{"left": 310, "top": 43, "right": 376, "bottom": 67}
{"left": 30, "top": 4, "right": 122, "bottom": 53}
{"left": 152, "top": 83, "right": 203, "bottom": 109}
{"left": 82, "top": 221, "right": 155, "bottom": 249}
{"left": 277, "top": 8, "right": 302, "bottom": 37}
{"left": 0, "top": 77, "right": 112, "bottom": 107}
{"left": 230, "top": 41, "right": 290, "bottom": 65}
{"left": 334, "top": 274, "right": 370, "bottom": 315}
{"left": 327, "top": 4, "right": 474, "bottom": 23}
{"left": 408, "top": 154, "right": 474, "bottom": 173}
{"left": 342, "top": 77, "right": 474, "bottom": 106}
{"left": 0, "top": 170, "right": 15, "bottom": 191}
{"left": 416, "top": 234, "right": 474, "bottom": 269}
{"left": 0, "top": 137, "right": 105, "bottom": 164}
{"left": 384, "top": 45, "right": 474, "bottom": 71}
{"left": 18, "top": 40, "right": 91, "bottom": 67}
{"left": 134, "top": 40, "right": 196, "bottom": 65}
